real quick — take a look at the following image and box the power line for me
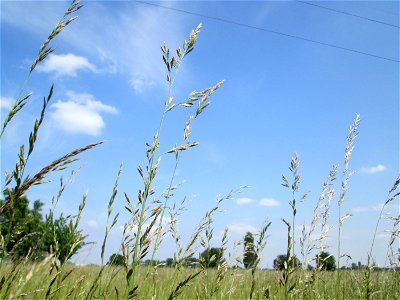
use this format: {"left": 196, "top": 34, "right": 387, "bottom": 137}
{"left": 296, "top": 0, "right": 400, "bottom": 29}
{"left": 135, "top": 1, "right": 399, "bottom": 63}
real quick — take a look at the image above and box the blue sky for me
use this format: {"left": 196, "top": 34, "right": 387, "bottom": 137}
{"left": 1, "top": 1, "right": 398, "bottom": 268}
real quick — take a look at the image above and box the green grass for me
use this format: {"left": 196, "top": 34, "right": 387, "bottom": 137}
{"left": 1, "top": 263, "right": 399, "bottom": 299}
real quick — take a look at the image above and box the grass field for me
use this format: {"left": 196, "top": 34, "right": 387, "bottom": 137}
{"left": 1, "top": 262, "right": 399, "bottom": 299}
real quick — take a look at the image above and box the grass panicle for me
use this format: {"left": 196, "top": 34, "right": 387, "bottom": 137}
{"left": 337, "top": 113, "right": 361, "bottom": 298}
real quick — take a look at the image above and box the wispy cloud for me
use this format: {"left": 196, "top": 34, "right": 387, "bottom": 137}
{"left": 130, "top": 78, "right": 156, "bottom": 93}
{"left": 228, "top": 222, "right": 258, "bottom": 235}
{"left": 353, "top": 203, "right": 384, "bottom": 214}
{"left": 376, "top": 232, "right": 390, "bottom": 239}
{"left": 49, "top": 91, "right": 118, "bottom": 136}
{"left": 259, "top": 198, "right": 280, "bottom": 207}
{"left": 0, "top": 97, "right": 13, "bottom": 110}
{"left": 236, "top": 197, "right": 280, "bottom": 206}
{"left": 87, "top": 219, "right": 98, "bottom": 228}
{"left": 2, "top": 1, "right": 187, "bottom": 93}
{"left": 37, "top": 53, "right": 97, "bottom": 77}
{"left": 236, "top": 197, "right": 255, "bottom": 205}
{"left": 359, "top": 164, "right": 387, "bottom": 174}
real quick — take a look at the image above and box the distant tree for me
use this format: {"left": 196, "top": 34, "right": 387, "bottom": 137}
{"left": 0, "top": 194, "right": 45, "bottom": 259}
{"left": 273, "top": 254, "right": 286, "bottom": 270}
{"left": 200, "top": 247, "right": 224, "bottom": 268}
{"left": 107, "top": 253, "right": 124, "bottom": 266}
{"left": 186, "top": 257, "right": 199, "bottom": 267}
{"left": 273, "top": 254, "right": 301, "bottom": 271}
{"left": 43, "top": 214, "right": 88, "bottom": 264}
{"left": 243, "top": 232, "right": 258, "bottom": 269}
{"left": 143, "top": 259, "right": 160, "bottom": 266}
{"left": 0, "top": 192, "right": 87, "bottom": 263}
{"left": 166, "top": 258, "right": 174, "bottom": 267}
{"left": 316, "top": 251, "right": 336, "bottom": 271}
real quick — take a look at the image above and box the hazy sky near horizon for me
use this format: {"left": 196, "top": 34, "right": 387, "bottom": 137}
{"left": 1, "top": 0, "right": 399, "bottom": 268}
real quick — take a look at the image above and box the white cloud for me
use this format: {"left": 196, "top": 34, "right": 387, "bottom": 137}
{"left": 228, "top": 222, "right": 258, "bottom": 235}
{"left": 376, "top": 232, "right": 390, "bottom": 239}
{"left": 353, "top": 203, "right": 384, "bottom": 214}
{"left": 0, "top": 97, "right": 13, "bottom": 110}
{"left": 37, "top": 53, "right": 97, "bottom": 77}
{"left": 236, "top": 197, "right": 254, "bottom": 205}
{"left": 130, "top": 78, "right": 156, "bottom": 93}
{"left": 50, "top": 91, "right": 118, "bottom": 136}
{"left": 87, "top": 220, "right": 98, "bottom": 228}
{"left": 353, "top": 207, "right": 368, "bottom": 213}
{"left": 359, "top": 164, "right": 387, "bottom": 174}
{"left": 259, "top": 198, "right": 280, "bottom": 207}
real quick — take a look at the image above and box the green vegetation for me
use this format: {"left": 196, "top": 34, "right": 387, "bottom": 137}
{"left": 0, "top": 193, "right": 86, "bottom": 263}
{"left": 316, "top": 251, "right": 336, "bottom": 271}
{"left": 0, "top": 1, "right": 399, "bottom": 299}
{"left": 243, "top": 232, "right": 257, "bottom": 269}
{"left": 0, "top": 263, "right": 399, "bottom": 299}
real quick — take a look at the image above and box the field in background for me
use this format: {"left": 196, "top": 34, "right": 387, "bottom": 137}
{"left": 1, "top": 263, "right": 399, "bottom": 299}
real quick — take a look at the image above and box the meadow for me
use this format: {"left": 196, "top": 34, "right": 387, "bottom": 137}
{"left": 1, "top": 1, "right": 399, "bottom": 299}
{"left": 0, "top": 263, "right": 399, "bottom": 299}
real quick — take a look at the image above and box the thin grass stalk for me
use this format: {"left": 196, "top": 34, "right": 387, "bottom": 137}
{"left": 0, "top": 0, "right": 82, "bottom": 138}
{"left": 86, "top": 165, "right": 122, "bottom": 299}
{"left": 281, "top": 152, "right": 308, "bottom": 297}
{"left": 249, "top": 221, "right": 271, "bottom": 300}
{"left": 336, "top": 113, "right": 360, "bottom": 299}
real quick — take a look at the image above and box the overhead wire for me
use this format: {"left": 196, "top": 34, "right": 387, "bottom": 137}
{"left": 296, "top": 0, "right": 400, "bottom": 29}
{"left": 135, "top": 1, "right": 399, "bottom": 63}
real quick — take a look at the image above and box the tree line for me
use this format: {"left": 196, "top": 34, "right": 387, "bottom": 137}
{"left": 0, "top": 194, "right": 340, "bottom": 271}
{"left": 108, "top": 232, "right": 337, "bottom": 271}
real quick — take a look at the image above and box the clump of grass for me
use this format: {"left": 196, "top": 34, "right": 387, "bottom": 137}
{"left": 298, "top": 165, "right": 337, "bottom": 297}
{"left": 300, "top": 165, "right": 337, "bottom": 268}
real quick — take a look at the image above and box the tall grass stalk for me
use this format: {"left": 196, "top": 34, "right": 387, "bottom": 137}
{"left": 249, "top": 221, "right": 271, "bottom": 300}
{"left": 86, "top": 164, "right": 122, "bottom": 299}
{"left": 336, "top": 113, "right": 360, "bottom": 299}
{"left": 281, "top": 152, "right": 308, "bottom": 298}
